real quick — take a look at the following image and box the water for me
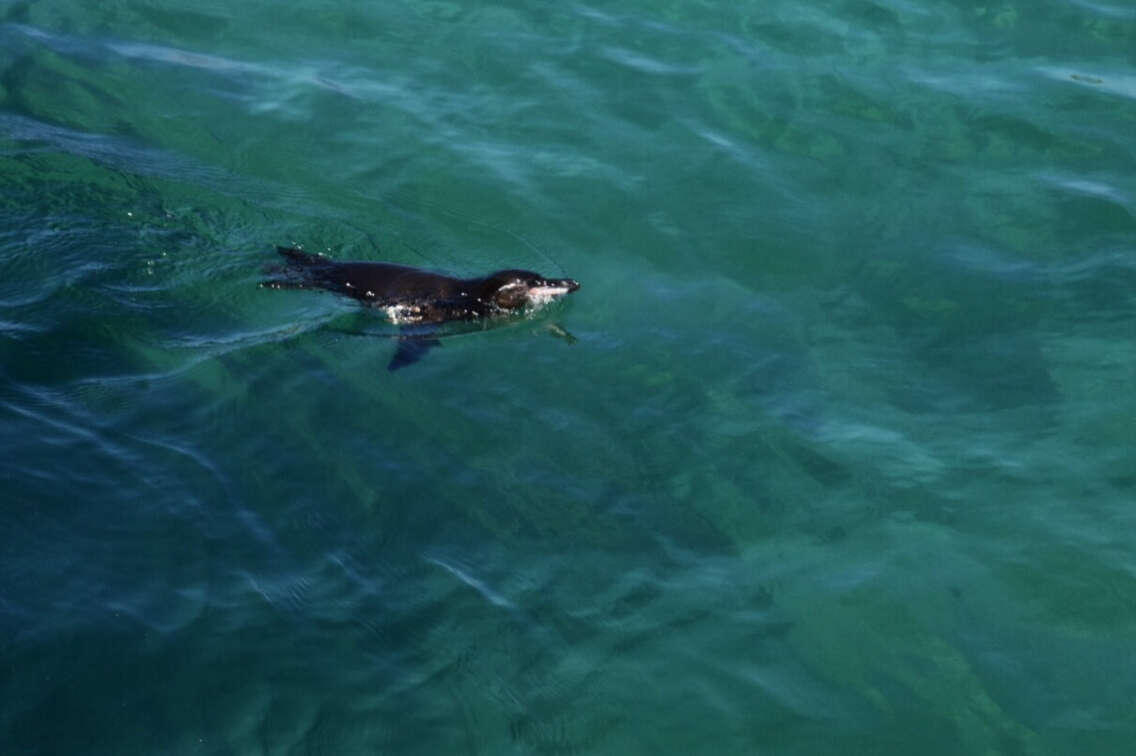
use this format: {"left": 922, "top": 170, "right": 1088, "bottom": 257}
{"left": 2, "top": 1, "right": 1135, "bottom": 753}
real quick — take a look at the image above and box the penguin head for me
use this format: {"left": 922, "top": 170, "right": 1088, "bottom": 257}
{"left": 481, "top": 270, "right": 580, "bottom": 311}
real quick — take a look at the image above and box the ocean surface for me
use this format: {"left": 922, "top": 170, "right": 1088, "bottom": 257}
{"left": 2, "top": 1, "right": 1135, "bottom": 753}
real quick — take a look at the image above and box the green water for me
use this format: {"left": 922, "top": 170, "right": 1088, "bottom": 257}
{"left": 2, "top": 1, "right": 1135, "bottom": 753}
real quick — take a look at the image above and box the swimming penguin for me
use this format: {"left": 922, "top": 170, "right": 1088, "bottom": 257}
{"left": 262, "top": 247, "right": 580, "bottom": 370}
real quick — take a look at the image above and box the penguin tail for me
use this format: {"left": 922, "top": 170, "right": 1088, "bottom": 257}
{"left": 276, "top": 246, "right": 327, "bottom": 267}
{"left": 262, "top": 246, "right": 327, "bottom": 288}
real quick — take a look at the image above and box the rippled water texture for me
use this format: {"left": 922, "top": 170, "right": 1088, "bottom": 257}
{"left": 2, "top": 1, "right": 1135, "bottom": 753}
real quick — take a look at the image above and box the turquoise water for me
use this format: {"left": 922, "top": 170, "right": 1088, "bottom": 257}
{"left": 2, "top": 0, "right": 1135, "bottom": 752}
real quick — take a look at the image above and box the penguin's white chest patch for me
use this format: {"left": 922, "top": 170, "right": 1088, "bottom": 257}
{"left": 383, "top": 304, "right": 423, "bottom": 324}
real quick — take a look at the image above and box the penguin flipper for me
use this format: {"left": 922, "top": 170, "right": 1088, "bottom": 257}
{"left": 388, "top": 334, "right": 442, "bottom": 371}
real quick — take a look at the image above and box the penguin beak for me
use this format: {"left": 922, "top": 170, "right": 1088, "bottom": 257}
{"left": 546, "top": 279, "right": 581, "bottom": 294}
{"left": 527, "top": 278, "right": 580, "bottom": 302}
